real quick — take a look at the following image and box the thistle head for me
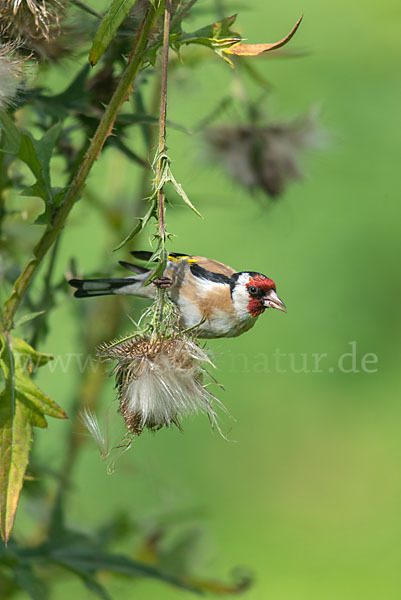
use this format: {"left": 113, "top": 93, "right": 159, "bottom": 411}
{"left": 206, "top": 111, "right": 322, "bottom": 198}
{"left": 97, "top": 333, "right": 219, "bottom": 437}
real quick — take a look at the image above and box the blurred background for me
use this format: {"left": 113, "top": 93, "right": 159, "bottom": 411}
{"left": 12, "top": 0, "right": 401, "bottom": 598}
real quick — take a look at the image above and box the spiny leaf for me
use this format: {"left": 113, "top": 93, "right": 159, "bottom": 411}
{"left": 89, "top": 0, "right": 140, "bottom": 67}
{"left": 0, "top": 115, "right": 63, "bottom": 222}
{"left": 172, "top": 14, "right": 242, "bottom": 64}
{"left": 167, "top": 169, "right": 202, "bottom": 217}
{"left": 113, "top": 199, "right": 157, "bottom": 251}
{"left": 17, "top": 124, "right": 62, "bottom": 203}
{"left": 224, "top": 15, "right": 303, "bottom": 57}
{"left": 15, "top": 372, "right": 67, "bottom": 421}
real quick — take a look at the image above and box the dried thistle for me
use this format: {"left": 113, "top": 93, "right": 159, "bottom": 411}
{"left": 0, "top": 0, "right": 76, "bottom": 61}
{"left": 83, "top": 292, "right": 224, "bottom": 458}
{"left": 99, "top": 334, "right": 219, "bottom": 436}
{"left": 0, "top": 42, "right": 26, "bottom": 110}
{"left": 206, "top": 112, "right": 322, "bottom": 198}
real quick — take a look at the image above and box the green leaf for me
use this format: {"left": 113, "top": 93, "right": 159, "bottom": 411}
{"left": 0, "top": 115, "right": 63, "bottom": 222}
{"left": 0, "top": 388, "right": 32, "bottom": 543}
{"left": 11, "top": 337, "right": 53, "bottom": 369}
{"left": 172, "top": 14, "right": 242, "bottom": 65}
{"left": 0, "top": 334, "right": 67, "bottom": 542}
{"left": 18, "top": 124, "right": 62, "bottom": 202}
{"left": 89, "top": 0, "right": 139, "bottom": 67}
{"left": 167, "top": 170, "right": 202, "bottom": 217}
{"left": 32, "top": 66, "right": 91, "bottom": 121}
{"left": 13, "top": 561, "right": 49, "bottom": 600}
{"left": 17, "top": 395, "right": 48, "bottom": 429}
{"left": 15, "top": 372, "right": 67, "bottom": 421}
{"left": 51, "top": 549, "right": 202, "bottom": 594}
{"left": 14, "top": 311, "right": 46, "bottom": 329}
{"left": 0, "top": 110, "right": 21, "bottom": 154}
{"left": 113, "top": 199, "right": 157, "bottom": 251}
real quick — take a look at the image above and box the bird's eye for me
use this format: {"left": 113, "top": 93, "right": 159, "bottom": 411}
{"left": 248, "top": 286, "right": 257, "bottom": 295}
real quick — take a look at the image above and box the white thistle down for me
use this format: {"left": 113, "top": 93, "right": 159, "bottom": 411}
{"left": 0, "top": 43, "right": 25, "bottom": 110}
{"left": 98, "top": 335, "right": 222, "bottom": 436}
{"left": 80, "top": 407, "right": 109, "bottom": 460}
{"left": 80, "top": 289, "right": 226, "bottom": 458}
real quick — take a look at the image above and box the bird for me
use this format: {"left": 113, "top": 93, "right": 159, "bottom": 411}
{"left": 69, "top": 251, "right": 286, "bottom": 339}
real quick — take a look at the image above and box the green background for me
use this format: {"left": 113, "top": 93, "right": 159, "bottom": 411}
{"left": 19, "top": 0, "right": 401, "bottom": 598}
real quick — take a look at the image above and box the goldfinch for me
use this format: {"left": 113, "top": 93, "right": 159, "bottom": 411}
{"left": 69, "top": 251, "right": 286, "bottom": 339}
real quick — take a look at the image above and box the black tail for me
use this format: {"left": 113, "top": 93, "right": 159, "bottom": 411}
{"left": 69, "top": 278, "right": 137, "bottom": 298}
{"left": 118, "top": 260, "right": 149, "bottom": 275}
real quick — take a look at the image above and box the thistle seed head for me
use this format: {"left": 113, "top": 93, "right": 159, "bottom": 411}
{"left": 97, "top": 334, "right": 220, "bottom": 437}
{"left": 206, "top": 112, "right": 322, "bottom": 198}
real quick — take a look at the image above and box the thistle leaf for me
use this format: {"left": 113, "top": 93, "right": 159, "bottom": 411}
{"left": 0, "top": 114, "right": 64, "bottom": 223}
{"left": 173, "top": 14, "right": 242, "bottom": 58}
{"left": 113, "top": 200, "right": 156, "bottom": 251}
{"left": 11, "top": 337, "right": 53, "bottom": 369}
{"left": 0, "top": 110, "right": 21, "bottom": 154}
{"left": 15, "top": 372, "right": 67, "bottom": 420}
{"left": 89, "top": 0, "right": 140, "bottom": 67}
{"left": 167, "top": 169, "right": 202, "bottom": 218}
{"left": 0, "top": 388, "right": 32, "bottom": 543}
{"left": 14, "top": 311, "right": 46, "bottom": 328}
{"left": 224, "top": 15, "right": 303, "bottom": 57}
{"left": 0, "top": 335, "right": 67, "bottom": 542}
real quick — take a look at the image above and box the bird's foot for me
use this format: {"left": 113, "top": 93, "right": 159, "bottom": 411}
{"left": 153, "top": 276, "right": 173, "bottom": 289}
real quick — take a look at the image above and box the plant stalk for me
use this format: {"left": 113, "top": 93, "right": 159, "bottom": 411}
{"left": 156, "top": 0, "right": 172, "bottom": 258}
{"left": 1, "top": 3, "right": 161, "bottom": 332}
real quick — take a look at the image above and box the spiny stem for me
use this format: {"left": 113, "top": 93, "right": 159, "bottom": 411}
{"left": 156, "top": 0, "right": 172, "bottom": 263}
{"left": 1, "top": 4, "right": 161, "bottom": 332}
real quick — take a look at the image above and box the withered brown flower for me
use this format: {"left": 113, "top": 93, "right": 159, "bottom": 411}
{"left": 97, "top": 333, "right": 220, "bottom": 438}
{"left": 206, "top": 113, "right": 321, "bottom": 197}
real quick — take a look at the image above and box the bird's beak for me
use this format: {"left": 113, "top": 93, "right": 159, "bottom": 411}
{"left": 264, "top": 289, "right": 287, "bottom": 313}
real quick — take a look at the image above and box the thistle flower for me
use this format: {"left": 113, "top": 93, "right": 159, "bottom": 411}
{"left": 0, "top": 0, "right": 73, "bottom": 61}
{"left": 0, "top": 42, "right": 25, "bottom": 110}
{"left": 82, "top": 293, "right": 224, "bottom": 458}
{"left": 98, "top": 334, "right": 220, "bottom": 437}
{"left": 206, "top": 112, "right": 321, "bottom": 198}
{"left": 0, "top": 0, "right": 64, "bottom": 40}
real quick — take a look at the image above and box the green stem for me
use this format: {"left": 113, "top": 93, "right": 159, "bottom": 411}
{"left": 1, "top": 3, "right": 161, "bottom": 332}
{"left": 156, "top": 0, "right": 172, "bottom": 262}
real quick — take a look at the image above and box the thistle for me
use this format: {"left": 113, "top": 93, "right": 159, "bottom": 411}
{"left": 206, "top": 111, "right": 322, "bottom": 198}
{"left": 82, "top": 292, "right": 224, "bottom": 458}
{"left": 0, "top": 0, "right": 64, "bottom": 40}
{"left": 0, "top": 0, "right": 72, "bottom": 60}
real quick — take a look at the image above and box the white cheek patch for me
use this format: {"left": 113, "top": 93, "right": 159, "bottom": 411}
{"left": 231, "top": 273, "right": 253, "bottom": 321}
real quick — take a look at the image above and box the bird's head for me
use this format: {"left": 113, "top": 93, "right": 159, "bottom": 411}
{"left": 231, "top": 272, "right": 286, "bottom": 320}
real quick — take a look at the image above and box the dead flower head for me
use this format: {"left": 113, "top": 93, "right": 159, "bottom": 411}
{"left": 206, "top": 112, "right": 321, "bottom": 198}
{"left": 0, "top": 0, "right": 64, "bottom": 40}
{"left": 97, "top": 333, "right": 220, "bottom": 438}
{"left": 0, "top": 0, "right": 73, "bottom": 60}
